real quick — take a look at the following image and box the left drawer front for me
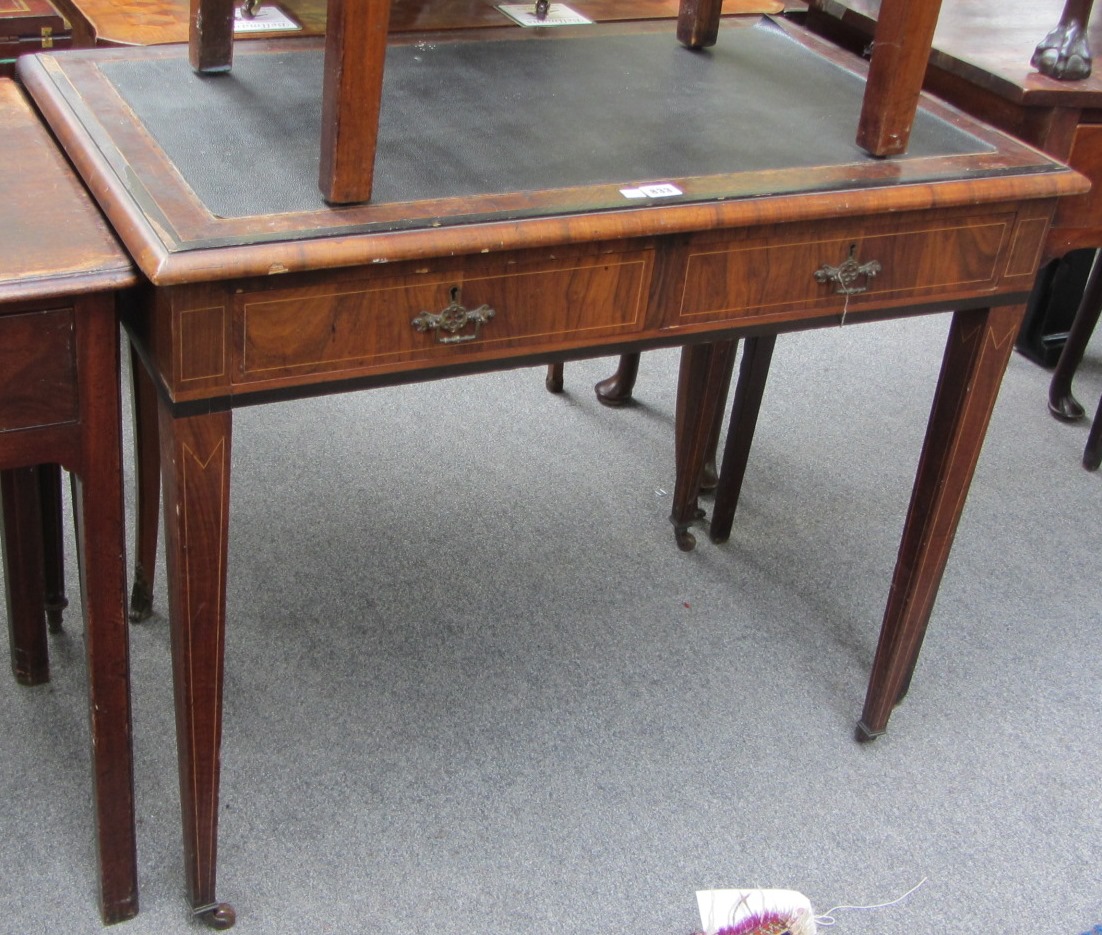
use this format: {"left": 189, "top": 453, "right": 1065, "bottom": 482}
{"left": 0, "top": 308, "right": 77, "bottom": 433}
{"left": 234, "top": 250, "right": 652, "bottom": 387}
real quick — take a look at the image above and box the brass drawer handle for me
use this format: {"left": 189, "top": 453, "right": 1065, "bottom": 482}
{"left": 411, "top": 288, "right": 496, "bottom": 345}
{"left": 814, "top": 244, "right": 882, "bottom": 296}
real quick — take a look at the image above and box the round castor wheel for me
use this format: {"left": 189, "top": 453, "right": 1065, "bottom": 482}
{"left": 195, "top": 902, "right": 236, "bottom": 929}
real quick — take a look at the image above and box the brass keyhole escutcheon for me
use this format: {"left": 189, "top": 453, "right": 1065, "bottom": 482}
{"left": 411, "top": 286, "right": 497, "bottom": 345}
{"left": 814, "top": 244, "right": 882, "bottom": 296}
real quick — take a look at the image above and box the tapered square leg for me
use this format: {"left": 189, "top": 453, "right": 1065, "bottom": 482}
{"left": 1, "top": 466, "right": 49, "bottom": 685}
{"left": 858, "top": 305, "right": 1025, "bottom": 740}
{"left": 159, "top": 398, "right": 236, "bottom": 928}
{"left": 75, "top": 296, "right": 138, "bottom": 923}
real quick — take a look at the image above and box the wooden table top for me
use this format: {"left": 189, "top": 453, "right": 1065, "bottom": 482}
{"left": 17, "top": 18, "right": 1082, "bottom": 286}
{"left": 66, "top": 0, "right": 781, "bottom": 48}
{"left": 807, "top": 0, "right": 1102, "bottom": 107}
{"left": 0, "top": 79, "right": 133, "bottom": 303}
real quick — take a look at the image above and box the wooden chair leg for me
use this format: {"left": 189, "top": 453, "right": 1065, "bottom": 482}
{"left": 1, "top": 466, "right": 50, "bottom": 685}
{"left": 37, "top": 463, "right": 68, "bottom": 632}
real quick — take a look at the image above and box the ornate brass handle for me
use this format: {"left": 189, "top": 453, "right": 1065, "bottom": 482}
{"left": 411, "top": 289, "right": 496, "bottom": 345}
{"left": 814, "top": 244, "right": 882, "bottom": 296}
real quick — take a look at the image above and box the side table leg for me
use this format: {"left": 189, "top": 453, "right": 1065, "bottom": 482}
{"left": 857, "top": 304, "right": 1024, "bottom": 741}
{"left": 75, "top": 297, "right": 138, "bottom": 923}
{"left": 159, "top": 400, "right": 236, "bottom": 929}
{"left": 37, "top": 464, "right": 68, "bottom": 632}
{"left": 129, "top": 341, "right": 162, "bottom": 622}
{"left": 1, "top": 467, "right": 49, "bottom": 685}
{"left": 671, "top": 340, "right": 738, "bottom": 551}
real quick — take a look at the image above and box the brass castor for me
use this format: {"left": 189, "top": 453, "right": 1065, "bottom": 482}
{"left": 195, "top": 902, "right": 236, "bottom": 929}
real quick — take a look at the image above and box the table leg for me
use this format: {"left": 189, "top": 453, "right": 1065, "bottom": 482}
{"left": 74, "top": 296, "right": 138, "bottom": 924}
{"left": 37, "top": 464, "right": 68, "bottom": 632}
{"left": 857, "top": 304, "right": 1024, "bottom": 741}
{"left": 671, "top": 340, "right": 738, "bottom": 551}
{"left": 709, "top": 334, "right": 776, "bottom": 543}
{"left": 1, "top": 466, "right": 49, "bottom": 685}
{"left": 545, "top": 352, "right": 641, "bottom": 403}
{"left": 129, "top": 341, "right": 161, "bottom": 622}
{"left": 595, "top": 353, "right": 642, "bottom": 407}
{"left": 1048, "top": 252, "right": 1102, "bottom": 421}
{"left": 1084, "top": 393, "right": 1102, "bottom": 469}
{"left": 545, "top": 362, "right": 565, "bottom": 393}
{"left": 159, "top": 400, "right": 235, "bottom": 929}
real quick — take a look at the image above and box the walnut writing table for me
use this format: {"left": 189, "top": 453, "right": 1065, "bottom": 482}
{"left": 0, "top": 78, "right": 137, "bottom": 924}
{"left": 19, "top": 16, "right": 1086, "bottom": 926}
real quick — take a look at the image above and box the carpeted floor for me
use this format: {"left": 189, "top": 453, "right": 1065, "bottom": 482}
{"left": 2, "top": 311, "right": 1100, "bottom": 934}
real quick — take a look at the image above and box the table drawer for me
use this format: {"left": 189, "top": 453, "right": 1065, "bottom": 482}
{"left": 676, "top": 211, "right": 1018, "bottom": 327}
{"left": 0, "top": 307, "right": 77, "bottom": 433}
{"left": 231, "top": 249, "right": 653, "bottom": 386}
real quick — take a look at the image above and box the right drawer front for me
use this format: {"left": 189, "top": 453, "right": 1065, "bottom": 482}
{"left": 677, "top": 215, "right": 1012, "bottom": 326}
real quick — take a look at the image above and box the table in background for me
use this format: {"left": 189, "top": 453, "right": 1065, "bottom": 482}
{"left": 0, "top": 78, "right": 137, "bottom": 925}
{"left": 800, "top": 0, "right": 1102, "bottom": 424}
{"left": 0, "top": 0, "right": 68, "bottom": 75}
{"left": 19, "top": 16, "right": 1085, "bottom": 927}
{"left": 47, "top": 0, "right": 779, "bottom": 48}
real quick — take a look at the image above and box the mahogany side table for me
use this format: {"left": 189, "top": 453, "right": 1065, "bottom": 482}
{"left": 0, "top": 78, "right": 138, "bottom": 924}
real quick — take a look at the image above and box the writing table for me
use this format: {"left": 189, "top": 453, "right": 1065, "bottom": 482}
{"left": 0, "top": 78, "right": 137, "bottom": 924}
{"left": 18, "top": 16, "right": 1086, "bottom": 926}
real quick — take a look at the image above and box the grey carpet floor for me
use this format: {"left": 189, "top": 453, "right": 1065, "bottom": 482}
{"left": 2, "top": 312, "right": 1100, "bottom": 934}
